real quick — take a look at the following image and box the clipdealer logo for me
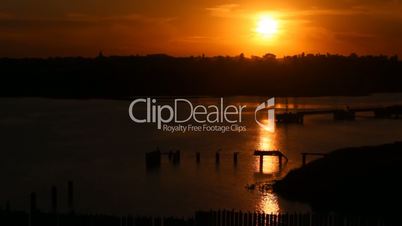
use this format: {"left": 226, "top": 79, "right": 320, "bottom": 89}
{"left": 255, "top": 97, "right": 275, "bottom": 132}
{"left": 128, "top": 97, "right": 275, "bottom": 133}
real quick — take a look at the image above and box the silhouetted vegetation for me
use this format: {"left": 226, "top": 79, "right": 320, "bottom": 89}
{"left": 0, "top": 53, "right": 401, "bottom": 98}
{"left": 273, "top": 142, "right": 402, "bottom": 213}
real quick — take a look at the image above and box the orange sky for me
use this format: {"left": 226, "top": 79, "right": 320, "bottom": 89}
{"left": 1, "top": 0, "right": 402, "bottom": 57}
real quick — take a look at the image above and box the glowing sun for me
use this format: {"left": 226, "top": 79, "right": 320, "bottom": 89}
{"left": 255, "top": 15, "right": 278, "bottom": 38}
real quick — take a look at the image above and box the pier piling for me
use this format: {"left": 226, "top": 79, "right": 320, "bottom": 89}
{"left": 172, "top": 150, "right": 181, "bottom": 165}
{"left": 215, "top": 151, "right": 220, "bottom": 165}
{"left": 254, "top": 150, "right": 288, "bottom": 173}
{"left": 233, "top": 152, "right": 239, "bottom": 166}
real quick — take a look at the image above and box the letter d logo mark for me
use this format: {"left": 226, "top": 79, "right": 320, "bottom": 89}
{"left": 255, "top": 97, "right": 275, "bottom": 132}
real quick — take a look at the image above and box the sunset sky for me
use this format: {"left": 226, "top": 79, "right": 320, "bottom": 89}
{"left": 1, "top": 0, "right": 402, "bottom": 57}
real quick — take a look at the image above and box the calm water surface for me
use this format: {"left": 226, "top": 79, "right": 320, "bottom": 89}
{"left": 1, "top": 94, "right": 402, "bottom": 216}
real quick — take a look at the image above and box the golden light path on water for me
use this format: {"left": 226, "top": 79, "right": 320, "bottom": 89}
{"left": 255, "top": 119, "right": 280, "bottom": 213}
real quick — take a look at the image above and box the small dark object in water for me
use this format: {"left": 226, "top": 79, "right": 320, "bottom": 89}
{"left": 245, "top": 184, "right": 256, "bottom": 190}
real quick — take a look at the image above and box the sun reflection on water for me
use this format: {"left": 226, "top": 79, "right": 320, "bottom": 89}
{"left": 254, "top": 119, "right": 280, "bottom": 213}
{"left": 258, "top": 193, "right": 280, "bottom": 214}
{"left": 255, "top": 119, "right": 279, "bottom": 174}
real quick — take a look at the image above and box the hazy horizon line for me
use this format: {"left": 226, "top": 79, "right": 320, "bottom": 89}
{"left": 0, "top": 52, "right": 399, "bottom": 60}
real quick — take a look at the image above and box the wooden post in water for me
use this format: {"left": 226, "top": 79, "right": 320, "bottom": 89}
{"left": 172, "top": 150, "right": 180, "bottom": 165}
{"left": 233, "top": 152, "right": 239, "bottom": 166}
{"left": 259, "top": 156, "right": 263, "bottom": 172}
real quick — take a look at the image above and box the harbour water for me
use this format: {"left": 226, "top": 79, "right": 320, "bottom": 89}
{"left": 1, "top": 94, "right": 402, "bottom": 216}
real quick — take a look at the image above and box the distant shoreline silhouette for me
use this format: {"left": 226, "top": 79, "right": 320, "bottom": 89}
{"left": 0, "top": 53, "right": 401, "bottom": 98}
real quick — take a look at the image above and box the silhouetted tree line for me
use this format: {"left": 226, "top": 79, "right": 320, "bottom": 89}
{"left": 0, "top": 53, "right": 401, "bottom": 98}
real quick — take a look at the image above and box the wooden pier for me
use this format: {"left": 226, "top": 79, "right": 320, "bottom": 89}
{"left": 275, "top": 104, "right": 402, "bottom": 124}
{"left": 254, "top": 150, "right": 288, "bottom": 172}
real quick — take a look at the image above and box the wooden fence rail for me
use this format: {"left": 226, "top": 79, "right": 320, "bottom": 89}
{"left": 1, "top": 209, "right": 401, "bottom": 226}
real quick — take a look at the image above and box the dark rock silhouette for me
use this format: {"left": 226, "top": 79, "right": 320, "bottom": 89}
{"left": 273, "top": 141, "right": 402, "bottom": 214}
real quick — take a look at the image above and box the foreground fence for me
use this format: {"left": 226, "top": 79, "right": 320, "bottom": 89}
{"left": 1, "top": 209, "right": 402, "bottom": 226}
{"left": 195, "top": 210, "right": 402, "bottom": 226}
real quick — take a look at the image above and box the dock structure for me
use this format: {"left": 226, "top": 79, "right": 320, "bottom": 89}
{"left": 254, "top": 150, "right": 288, "bottom": 172}
{"left": 276, "top": 112, "right": 304, "bottom": 124}
{"left": 374, "top": 105, "right": 402, "bottom": 118}
{"left": 301, "top": 152, "right": 328, "bottom": 166}
{"left": 275, "top": 104, "right": 402, "bottom": 123}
